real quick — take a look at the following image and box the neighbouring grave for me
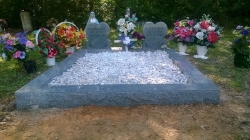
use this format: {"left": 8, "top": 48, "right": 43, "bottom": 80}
{"left": 15, "top": 47, "right": 220, "bottom": 109}
{"left": 20, "top": 11, "right": 33, "bottom": 32}
{"left": 143, "top": 22, "right": 168, "bottom": 49}
{"left": 85, "top": 22, "right": 111, "bottom": 49}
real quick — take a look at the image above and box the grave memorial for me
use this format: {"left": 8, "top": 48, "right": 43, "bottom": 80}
{"left": 15, "top": 17, "right": 220, "bottom": 109}
{"left": 143, "top": 22, "right": 168, "bottom": 49}
{"left": 85, "top": 22, "right": 111, "bottom": 49}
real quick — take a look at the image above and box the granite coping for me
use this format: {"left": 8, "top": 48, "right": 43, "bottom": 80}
{"left": 15, "top": 48, "right": 220, "bottom": 109}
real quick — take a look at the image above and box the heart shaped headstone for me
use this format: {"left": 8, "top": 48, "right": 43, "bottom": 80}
{"left": 143, "top": 22, "right": 168, "bottom": 49}
{"left": 85, "top": 22, "right": 110, "bottom": 49}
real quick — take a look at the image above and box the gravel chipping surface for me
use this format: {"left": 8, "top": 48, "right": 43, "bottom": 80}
{"left": 49, "top": 51, "right": 188, "bottom": 85}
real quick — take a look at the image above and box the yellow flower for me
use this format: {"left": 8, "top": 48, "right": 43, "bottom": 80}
{"left": 179, "top": 21, "right": 186, "bottom": 27}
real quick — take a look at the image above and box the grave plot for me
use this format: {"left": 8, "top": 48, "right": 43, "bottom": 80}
{"left": 15, "top": 48, "right": 220, "bottom": 109}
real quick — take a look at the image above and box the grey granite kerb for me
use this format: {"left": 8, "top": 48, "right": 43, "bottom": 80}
{"left": 15, "top": 48, "right": 220, "bottom": 109}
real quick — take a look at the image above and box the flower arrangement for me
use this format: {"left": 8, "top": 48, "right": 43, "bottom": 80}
{"left": 172, "top": 17, "right": 196, "bottom": 45}
{"left": 0, "top": 18, "right": 8, "bottom": 27}
{"left": 193, "top": 14, "right": 223, "bottom": 48}
{"left": 117, "top": 8, "right": 138, "bottom": 35}
{"left": 46, "top": 17, "right": 59, "bottom": 29}
{"left": 37, "top": 28, "right": 58, "bottom": 58}
{"left": 132, "top": 31, "right": 145, "bottom": 48}
{"left": 0, "top": 31, "right": 34, "bottom": 61}
{"left": 230, "top": 25, "right": 250, "bottom": 68}
{"left": 54, "top": 23, "right": 85, "bottom": 49}
{"left": 231, "top": 25, "right": 250, "bottom": 55}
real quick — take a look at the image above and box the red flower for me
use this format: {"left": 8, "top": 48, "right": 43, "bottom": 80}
{"left": 41, "top": 27, "right": 44, "bottom": 31}
{"left": 47, "top": 48, "right": 58, "bottom": 58}
{"left": 207, "top": 31, "right": 219, "bottom": 43}
{"left": 200, "top": 21, "right": 210, "bottom": 29}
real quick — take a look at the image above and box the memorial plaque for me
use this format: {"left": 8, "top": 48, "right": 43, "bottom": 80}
{"left": 143, "top": 22, "right": 168, "bottom": 49}
{"left": 85, "top": 22, "right": 110, "bottom": 49}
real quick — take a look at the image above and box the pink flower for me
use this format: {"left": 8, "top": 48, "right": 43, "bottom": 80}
{"left": 174, "top": 21, "right": 179, "bottom": 27}
{"left": 47, "top": 48, "right": 58, "bottom": 58}
{"left": 188, "top": 20, "right": 194, "bottom": 27}
{"left": 13, "top": 51, "right": 21, "bottom": 58}
{"left": 2, "top": 33, "right": 10, "bottom": 40}
{"left": 6, "top": 39, "right": 14, "bottom": 45}
{"left": 26, "top": 40, "right": 34, "bottom": 48}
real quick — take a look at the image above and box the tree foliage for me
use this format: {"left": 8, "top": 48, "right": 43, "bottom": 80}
{"left": 0, "top": 0, "right": 249, "bottom": 29}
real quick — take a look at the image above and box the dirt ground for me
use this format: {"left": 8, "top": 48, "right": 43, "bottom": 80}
{"left": 0, "top": 86, "right": 249, "bottom": 140}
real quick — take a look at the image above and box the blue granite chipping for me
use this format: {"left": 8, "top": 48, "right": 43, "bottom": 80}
{"left": 15, "top": 48, "right": 220, "bottom": 109}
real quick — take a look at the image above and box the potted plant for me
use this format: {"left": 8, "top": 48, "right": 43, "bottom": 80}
{"left": 193, "top": 14, "right": 223, "bottom": 59}
{"left": 230, "top": 25, "right": 250, "bottom": 68}
{"left": 172, "top": 17, "right": 196, "bottom": 55}
{"left": 36, "top": 28, "right": 58, "bottom": 66}
{"left": 0, "top": 31, "right": 36, "bottom": 73}
{"left": 53, "top": 22, "right": 85, "bottom": 55}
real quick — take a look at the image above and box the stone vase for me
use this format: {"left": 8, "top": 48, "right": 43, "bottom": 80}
{"left": 194, "top": 45, "right": 208, "bottom": 59}
{"left": 46, "top": 57, "right": 56, "bottom": 66}
{"left": 66, "top": 46, "right": 75, "bottom": 56}
{"left": 234, "top": 52, "right": 250, "bottom": 68}
{"left": 177, "top": 42, "right": 188, "bottom": 55}
{"left": 23, "top": 60, "right": 37, "bottom": 74}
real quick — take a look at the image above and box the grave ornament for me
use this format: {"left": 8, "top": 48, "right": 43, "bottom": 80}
{"left": 142, "top": 22, "right": 168, "bottom": 49}
{"left": 85, "top": 22, "right": 110, "bottom": 49}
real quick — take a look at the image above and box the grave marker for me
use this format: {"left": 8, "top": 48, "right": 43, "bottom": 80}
{"left": 85, "top": 22, "right": 110, "bottom": 49}
{"left": 143, "top": 22, "right": 168, "bottom": 49}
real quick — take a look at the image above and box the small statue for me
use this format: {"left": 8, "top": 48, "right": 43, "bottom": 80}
{"left": 125, "top": 7, "right": 130, "bottom": 18}
{"left": 87, "top": 11, "right": 99, "bottom": 24}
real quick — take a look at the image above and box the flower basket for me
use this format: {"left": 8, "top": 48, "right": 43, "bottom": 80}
{"left": 53, "top": 21, "right": 84, "bottom": 53}
{"left": 36, "top": 27, "right": 59, "bottom": 64}
{"left": 35, "top": 28, "right": 52, "bottom": 45}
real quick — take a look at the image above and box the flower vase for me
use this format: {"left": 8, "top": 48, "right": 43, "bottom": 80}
{"left": 23, "top": 60, "right": 37, "bottom": 74}
{"left": 234, "top": 52, "right": 250, "bottom": 68}
{"left": 46, "top": 57, "right": 56, "bottom": 66}
{"left": 194, "top": 45, "right": 208, "bottom": 59}
{"left": 66, "top": 46, "right": 75, "bottom": 56}
{"left": 177, "top": 42, "right": 188, "bottom": 55}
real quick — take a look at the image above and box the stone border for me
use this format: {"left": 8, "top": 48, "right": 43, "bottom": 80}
{"left": 15, "top": 48, "right": 220, "bottom": 109}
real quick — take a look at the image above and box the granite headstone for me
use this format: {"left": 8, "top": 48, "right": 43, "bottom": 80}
{"left": 85, "top": 22, "right": 110, "bottom": 49}
{"left": 142, "top": 22, "right": 168, "bottom": 49}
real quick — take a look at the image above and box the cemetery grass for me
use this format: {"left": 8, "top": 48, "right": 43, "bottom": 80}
{"left": 0, "top": 29, "right": 249, "bottom": 139}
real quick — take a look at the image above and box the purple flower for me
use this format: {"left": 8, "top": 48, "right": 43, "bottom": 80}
{"left": 120, "top": 34, "right": 125, "bottom": 41}
{"left": 4, "top": 45, "right": 14, "bottom": 51}
{"left": 132, "top": 32, "right": 140, "bottom": 38}
{"left": 19, "top": 37, "right": 28, "bottom": 45}
{"left": 241, "top": 29, "right": 249, "bottom": 36}
{"left": 184, "top": 36, "right": 191, "bottom": 42}
{"left": 0, "top": 37, "right": 5, "bottom": 44}
{"left": 236, "top": 25, "right": 243, "bottom": 30}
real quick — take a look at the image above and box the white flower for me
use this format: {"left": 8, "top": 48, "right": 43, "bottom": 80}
{"left": 208, "top": 26, "right": 215, "bottom": 31}
{"left": 195, "top": 32, "right": 204, "bottom": 40}
{"left": 123, "top": 37, "right": 130, "bottom": 45}
{"left": 117, "top": 18, "right": 125, "bottom": 26}
{"left": 119, "top": 25, "right": 125, "bottom": 32}
{"left": 1, "top": 53, "right": 6, "bottom": 60}
{"left": 194, "top": 23, "right": 200, "bottom": 31}
{"left": 127, "top": 22, "right": 135, "bottom": 32}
